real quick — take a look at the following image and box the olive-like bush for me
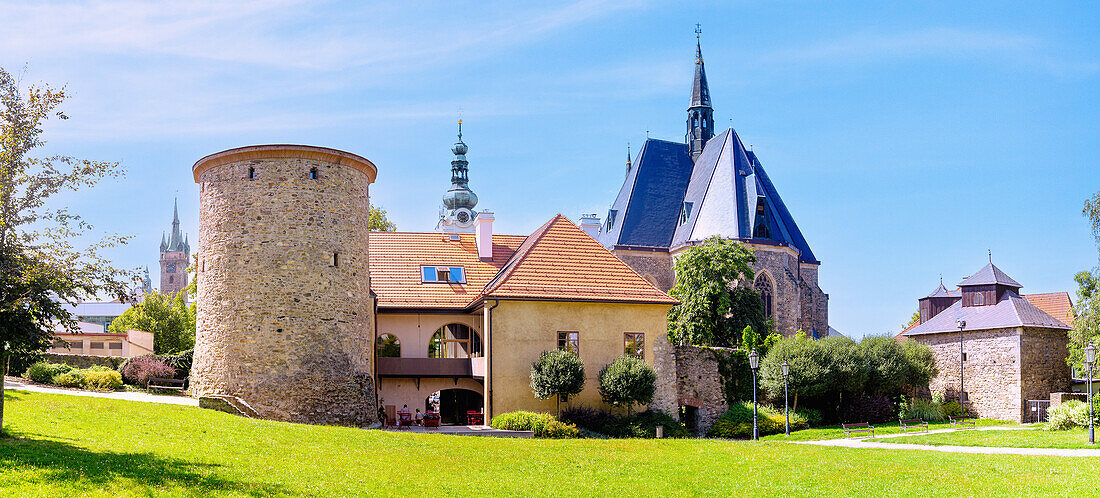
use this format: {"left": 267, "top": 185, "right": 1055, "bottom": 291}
{"left": 23, "top": 361, "right": 72, "bottom": 384}
{"left": 1047, "top": 400, "right": 1095, "bottom": 431}
{"left": 489, "top": 411, "right": 580, "bottom": 438}
{"left": 52, "top": 370, "right": 85, "bottom": 388}
{"left": 597, "top": 355, "right": 657, "bottom": 413}
{"left": 82, "top": 366, "right": 123, "bottom": 391}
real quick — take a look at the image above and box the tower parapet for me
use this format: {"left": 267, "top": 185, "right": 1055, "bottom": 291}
{"left": 191, "top": 144, "right": 378, "bottom": 426}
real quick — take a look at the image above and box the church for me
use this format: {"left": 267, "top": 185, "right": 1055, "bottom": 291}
{"left": 595, "top": 34, "right": 828, "bottom": 337}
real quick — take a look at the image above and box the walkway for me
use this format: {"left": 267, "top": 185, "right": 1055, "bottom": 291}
{"left": 4, "top": 377, "right": 198, "bottom": 406}
{"left": 801, "top": 426, "right": 1100, "bottom": 457}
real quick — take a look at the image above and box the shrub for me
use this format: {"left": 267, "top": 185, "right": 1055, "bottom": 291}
{"left": 559, "top": 406, "right": 616, "bottom": 432}
{"left": 82, "top": 366, "right": 123, "bottom": 391}
{"left": 23, "top": 362, "right": 72, "bottom": 384}
{"left": 942, "top": 401, "right": 963, "bottom": 417}
{"left": 489, "top": 411, "right": 579, "bottom": 438}
{"left": 902, "top": 398, "right": 946, "bottom": 422}
{"left": 121, "top": 355, "right": 177, "bottom": 387}
{"left": 52, "top": 370, "right": 85, "bottom": 388}
{"left": 1048, "top": 401, "right": 1094, "bottom": 431}
{"left": 843, "top": 394, "right": 895, "bottom": 423}
{"left": 559, "top": 407, "right": 689, "bottom": 438}
{"left": 795, "top": 407, "right": 823, "bottom": 427}
{"left": 158, "top": 349, "right": 193, "bottom": 379}
{"left": 707, "top": 402, "right": 807, "bottom": 439}
{"left": 529, "top": 350, "right": 586, "bottom": 413}
{"left": 598, "top": 355, "right": 657, "bottom": 412}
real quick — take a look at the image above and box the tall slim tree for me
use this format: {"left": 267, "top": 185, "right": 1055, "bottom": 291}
{"left": 0, "top": 67, "right": 133, "bottom": 433}
{"left": 1068, "top": 191, "right": 1100, "bottom": 371}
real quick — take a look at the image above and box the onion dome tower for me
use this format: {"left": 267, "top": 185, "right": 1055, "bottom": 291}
{"left": 437, "top": 120, "right": 479, "bottom": 233}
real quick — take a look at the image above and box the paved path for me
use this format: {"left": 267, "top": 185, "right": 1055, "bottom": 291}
{"left": 801, "top": 426, "right": 1100, "bottom": 457}
{"left": 4, "top": 377, "right": 198, "bottom": 406}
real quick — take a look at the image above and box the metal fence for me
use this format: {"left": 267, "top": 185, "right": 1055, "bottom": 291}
{"left": 1027, "top": 400, "right": 1051, "bottom": 423}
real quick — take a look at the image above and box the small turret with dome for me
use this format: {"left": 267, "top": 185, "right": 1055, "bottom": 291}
{"left": 437, "top": 120, "right": 480, "bottom": 233}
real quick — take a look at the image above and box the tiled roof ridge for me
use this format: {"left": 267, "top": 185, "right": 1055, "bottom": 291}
{"left": 480, "top": 215, "right": 560, "bottom": 296}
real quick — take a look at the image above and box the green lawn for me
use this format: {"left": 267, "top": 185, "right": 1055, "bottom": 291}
{"left": 870, "top": 427, "right": 1100, "bottom": 449}
{"left": 2, "top": 390, "right": 1099, "bottom": 497}
{"left": 759, "top": 418, "right": 1012, "bottom": 442}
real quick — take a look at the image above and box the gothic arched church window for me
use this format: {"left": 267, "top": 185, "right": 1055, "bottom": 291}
{"left": 754, "top": 272, "right": 774, "bottom": 320}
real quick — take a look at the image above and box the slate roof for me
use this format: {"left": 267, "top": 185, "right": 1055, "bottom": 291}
{"left": 481, "top": 215, "right": 677, "bottom": 305}
{"left": 370, "top": 216, "right": 677, "bottom": 310}
{"left": 959, "top": 262, "right": 1022, "bottom": 288}
{"left": 904, "top": 290, "right": 1071, "bottom": 336}
{"left": 924, "top": 282, "right": 961, "bottom": 298}
{"left": 599, "top": 129, "right": 819, "bottom": 264}
{"left": 690, "top": 41, "right": 711, "bottom": 108}
{"left": 599, "top": 139, "right": 695, "bottom": 248}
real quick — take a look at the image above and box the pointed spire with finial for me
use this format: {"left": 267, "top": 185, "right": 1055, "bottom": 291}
{"left": 442, "top": 119, "right": 478, "bottom": 213}
{"left": 625, "top": 143, "right": 632, "bottom": 177}
{"left": 687, "top": 23, "right": 715, "bottom": 162}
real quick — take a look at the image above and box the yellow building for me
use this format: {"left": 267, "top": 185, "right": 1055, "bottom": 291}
{"left": 369, "top": 215, "right": 676, "bottom": 424}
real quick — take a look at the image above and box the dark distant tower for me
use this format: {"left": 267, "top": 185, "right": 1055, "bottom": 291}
{"left": 686, "top": 25, "right": 714, "bottom": 162}
{"left": 159, "top": 198, "right": 190, "bottom": 296}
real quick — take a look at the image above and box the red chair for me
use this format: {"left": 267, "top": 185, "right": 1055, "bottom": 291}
{"left": 467, "top": 411, "right": 484, "bottom": 425}
{"left": 398, "top": 412, "right": 413, "bottom": 429}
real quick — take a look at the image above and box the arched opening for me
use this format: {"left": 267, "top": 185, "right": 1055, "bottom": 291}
{"left": 426, "top": 388, "right": 484, "bottom": 425}
{"left": 754, "top": 272, "right": 774, "bottom": 320}
{"left": 376, "top": 333, "right": 400, "bottom": 358}
{"left": 428, "top": 323, "right": 481, "bottom": 358}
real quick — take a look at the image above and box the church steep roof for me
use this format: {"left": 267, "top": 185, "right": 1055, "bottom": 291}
{"left": 690, "top": 40, "right": 711, "bottom": 109}
{"left": 598, "top": 139, "right": 695, "bottom": 249}
{"left": 959, "top": 262, "right": 1022, "bottom": 288}
{"left": 669, "top": 128, "right": 819, "bottom": 263}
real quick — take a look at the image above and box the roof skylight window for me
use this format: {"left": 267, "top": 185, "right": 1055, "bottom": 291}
{"left": 421, "top": 266, "right": 466, "bottom": 284}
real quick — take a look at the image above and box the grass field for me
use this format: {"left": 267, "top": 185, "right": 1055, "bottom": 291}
{"left": 759, "top": 418, "right": 1012, "bottom": 442}
{"left": 2, "top": 390, "right": 1099, "bottom": 497}
{"left": 870, "top": 427, "right": 1099, "bottom": 449}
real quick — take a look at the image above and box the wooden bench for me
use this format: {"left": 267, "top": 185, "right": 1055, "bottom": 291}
{"left": 949, "top": 415, "right": 976, "bottom": 428}
{"left": 147, "top": 378, "right": 185, "bottom": 391}
{"left": 899, "top": 418, "right": 928, "bottom": 432}
{"left": 842, "top": 422, "right": 875, "bottom": 438}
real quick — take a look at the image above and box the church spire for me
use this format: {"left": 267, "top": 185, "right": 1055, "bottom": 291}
{"left": 687, "top": 24, "right": 715, "bottom": 162}
{"left": 439, "top": 119, "right": 478, "bottom": 231}
{"left": 625, "top": 143, "right": 632, "bottom": 177}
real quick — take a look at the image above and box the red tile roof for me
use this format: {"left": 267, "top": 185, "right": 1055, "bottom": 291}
{"left": 1024, "top": 292, "right": 1074, "bottom": 327}
{"left": 368, "top": 215, "right": 677, "bottom": 309}
{"left": 368, "top": 232, "right": 525, "bottom": 309}
{"left": 479, "top": 215, "right": 678, "bottom": 305}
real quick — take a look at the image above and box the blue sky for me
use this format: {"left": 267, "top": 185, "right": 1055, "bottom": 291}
{"left": 2, "top": 1, "right": 1097, "bottom": 337}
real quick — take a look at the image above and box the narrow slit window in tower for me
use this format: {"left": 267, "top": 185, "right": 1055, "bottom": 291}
{"left": 333, "top": 252, "right": 339, "bottom": 267}
{"left": 248, "top": 167, "right": 255, "bottom": 179}
{"left": 310, "top": 167, "right": 318, "bottom": 179}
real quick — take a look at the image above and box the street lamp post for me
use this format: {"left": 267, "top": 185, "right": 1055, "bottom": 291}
{"left": 1086, "top": 342, "right": 1096, "bottom": 445}
{"left": 782, "top": 360, "right": 791, "bottom": 436}
{"left": 957, "top": 318, "right": 966, "bottom": 416}
{"left": 749, "top": 349, "right": 760, "bottom": 441}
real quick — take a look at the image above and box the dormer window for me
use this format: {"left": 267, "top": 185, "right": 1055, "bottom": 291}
{"left": 421, "top": 266, "right": 466, "bottom": 284}
{"left": 606, "top": 210, "right": 618, "bottom": 231}
{"left": 679, "top": 202, "right": 694, "bottom": 225}
{"left": 752, "top": 196, "right": 771, "bottom": 239}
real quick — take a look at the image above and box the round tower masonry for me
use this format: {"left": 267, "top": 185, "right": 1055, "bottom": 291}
{"left": 191, "top": 145, "right": 378, "bottom": 426}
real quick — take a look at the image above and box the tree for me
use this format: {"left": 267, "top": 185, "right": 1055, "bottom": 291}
{"left": 598, "top": 355, "right": 657, "bottom": 414}
{"left": 667, "top": 236, "right": 763, "bottom": 347}
{"left": 0, "top": 67, "right": 133, "bottom": 433}
{"left": 905, "top": 311, "right": 920, "bottom": 329}
{"left": 1068, "top": 269, "right": 1100, "bottom": 370}
{"left": 109, "top": 291, "right": 195, "bottom": 354}
{"left": 369, "top": 205, "right": 397, "bottom": 231}
{"left": 530, "top": 349, "right": 585, "bottom": 415}
{"left": 901, "top": 338, "right": 938, "bottom": 392}
{"left": 760, "top": 333, "right": 828, "bottom": 412}
{"left": 858, "top": 335, "right": 911, "bottom": 396}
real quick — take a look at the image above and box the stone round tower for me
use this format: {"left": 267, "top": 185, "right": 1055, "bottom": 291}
{"left": 191, "top": 145, "right": 378, "bottom": 426}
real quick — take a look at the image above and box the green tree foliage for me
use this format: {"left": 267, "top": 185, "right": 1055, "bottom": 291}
{"left": 667, "top": 236, "right": 765, "bottom": 347}
{"left": 530, "top": 349, "right": 586, "bottom": 415}
{"left": 1068, "top": 269, "right": 1100, "bottom": 370}
{"left": 598, "top": 355, "right": 657, "bottom": 413}
{"left": 760, "top": 333, "right": 937, "bottom": 419}
{"left": 368, "top": 206, "right": 397, "bottom": 231}
{"left": 109, "top": 292, "right": 195, "bottom": 354}
{"left": 0, "top": 67, "right": 133, "bottom": 433}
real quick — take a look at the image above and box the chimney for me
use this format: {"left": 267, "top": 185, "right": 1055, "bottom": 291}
{"left": 579, "top": 214, "right": 601, "bottom": 239}
{"left": 475, "top": 211, "right": 494, "bottom": 261}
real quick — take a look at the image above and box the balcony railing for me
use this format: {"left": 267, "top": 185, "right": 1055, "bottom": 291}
{"left": 378, "top": 357, "right": 485, "bottom": 379}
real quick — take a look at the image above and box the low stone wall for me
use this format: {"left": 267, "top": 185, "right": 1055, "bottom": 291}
{"left": 42, "top": 353, "right": 125, "bottom": 370}
{"left": 653, "top": 335, "right": 736, "bottom": 435}
{"left": 1049, "top": 392, "right": 1088, "bottom": 409}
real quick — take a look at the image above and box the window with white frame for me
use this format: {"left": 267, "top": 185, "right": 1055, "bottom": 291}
{"left": 421, "top": 266, "right": 466, "bottom": 284}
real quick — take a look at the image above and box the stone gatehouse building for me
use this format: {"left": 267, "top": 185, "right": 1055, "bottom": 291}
{"left": 593, "top": 36, "right": 828, "bottom": 337}
{"left": 903, "top": 262, "right": 1072, "bottom": 422}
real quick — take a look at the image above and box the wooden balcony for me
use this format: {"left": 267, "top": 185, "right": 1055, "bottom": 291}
{"left": 378, "top": 357, "right": 486, "bottom": 379}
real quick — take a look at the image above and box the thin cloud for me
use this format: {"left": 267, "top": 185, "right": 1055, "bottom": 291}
{"left": 764, "top": 28, "right": 1036, "bottom": 63}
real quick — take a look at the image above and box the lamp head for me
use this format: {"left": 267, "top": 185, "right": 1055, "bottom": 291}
{"left": 748, "top": 349, "right": 760, "bottom": 371}
{"left": 781, "top": 360, "right": 790, "bottom": 377}
{"left": 1086, "top": 342, "right": 1097, "bottom": 365}
{"left": 957, "top": 318, "right": 966, "bottom": 329}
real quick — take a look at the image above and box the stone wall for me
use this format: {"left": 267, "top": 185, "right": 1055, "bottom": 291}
{"left": 1020, "top": 327, "right": 1072, "bottom": 410}
{"left": 917, "top": 327, "right": 1021, "bottom": 421}
{"left": 612, "top": 249, "right": 676, "bottom": 292}
{"left": 652, "top": 334, "right": 732, "bottom": 435}
{"left": 191, "top": 146, "right": 378, "bottom": 426}
{"left": 42, "top": 353, "right": 125, "bottom": 370}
